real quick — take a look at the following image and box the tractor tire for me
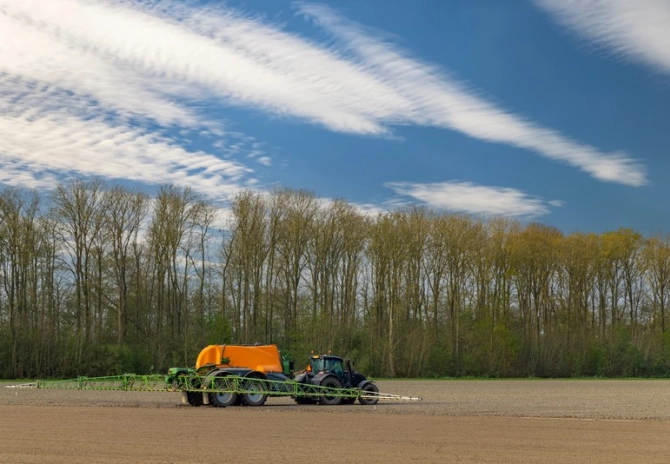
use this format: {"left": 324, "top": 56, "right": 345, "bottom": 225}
{"left": 208, "top": 375, "right": 238, "bottom": 408}
{"left": 319, "top": 376, "right": 343, "bottom": 405}
{"left": 186, "top": 391, "right": 204, "bottom": 407}
{"left": 241, "top": 378, "right": 267, "bottom": 406}
{"left": 358, "top": 382, "right": 379, "bottom": 405}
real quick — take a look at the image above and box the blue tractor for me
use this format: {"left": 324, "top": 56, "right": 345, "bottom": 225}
{"left": 293, "top": 354, "right": 379, "bottom": 405}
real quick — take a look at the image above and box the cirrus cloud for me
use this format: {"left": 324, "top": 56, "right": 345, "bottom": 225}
{"left": 533, "top": 0, "right": 670, "bottom": 76}
{"left": 0, "top": 0, "right": 646, "bottom": 194}
{"left": 387, "top": 181, "right": 556, "bottom": 217}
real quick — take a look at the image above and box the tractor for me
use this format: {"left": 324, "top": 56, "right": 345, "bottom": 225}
{"left": 293, "top": 353, "right": 379, "bottom": 405}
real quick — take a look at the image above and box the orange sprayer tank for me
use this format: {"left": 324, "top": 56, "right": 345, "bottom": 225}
{"left": 195, "top": 344, "right": 284, "bottom": 374}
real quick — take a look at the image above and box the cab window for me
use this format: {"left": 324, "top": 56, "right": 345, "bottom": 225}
{"left": 310, "top": 358, "right": 324, "bottom": 373}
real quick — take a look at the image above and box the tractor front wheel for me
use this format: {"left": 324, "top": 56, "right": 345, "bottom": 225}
{"left": 358, "top": 382, "right": 379, "bottom": 405}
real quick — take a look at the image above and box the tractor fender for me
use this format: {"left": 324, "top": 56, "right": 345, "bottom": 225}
{"left": 357, "top": 379, "right": 375, "bottom": 390}
{"left": 311, "top": 372, "right": 338, "bottom": 386}
{"left": 351, "top": 372, "right": 367, "bottom": 386}
{"left": 293, "top": 372, "right": 312, "bottom": 383}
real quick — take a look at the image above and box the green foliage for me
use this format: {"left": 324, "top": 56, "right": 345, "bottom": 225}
{"left": 575, "top": 343, "right": 607, "bottom": 377}
{"left": 205, "top": 312, "right": 233, "bottom": 345}
{"left": 645, "top": 331, "right": 670, "bottom": 377}
{"left": 490, "top": 324, "right": 523, "bottom": 377}
{"left": 606, "top": 328, "right": 645, "bottom": 377}
{"left": 423, "top": 342, "right": 452, "bottom": 378}
{"left": 0, "top": 330, "right": 9, "bottom": 378}
{"left": 84, "top": 344, "right": 152, "bottom": 377}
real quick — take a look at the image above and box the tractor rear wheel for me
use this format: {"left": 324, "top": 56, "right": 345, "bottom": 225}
{"left": 358, "top": 382, "right": 379, "bottom": 405}
{"left": 242, "top": 378, "right": 267, "bottom": 406}
{"left": 319, "top": 376, "right": 343, "bottom": 405}
{"left": 208, "top": 375, "right": 238, "bottom": 407}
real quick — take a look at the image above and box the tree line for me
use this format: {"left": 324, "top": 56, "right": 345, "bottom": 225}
{"left": 1, "top": 180, "right": 670, "bottom": 379}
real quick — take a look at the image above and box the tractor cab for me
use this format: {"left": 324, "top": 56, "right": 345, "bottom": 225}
{"left": 309, "top": 354, "right": 353, "bottom": 386}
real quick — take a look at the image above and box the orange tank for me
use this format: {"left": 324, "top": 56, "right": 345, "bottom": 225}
{"left": 195, "top": 344, "right": 284, "bottom": 374}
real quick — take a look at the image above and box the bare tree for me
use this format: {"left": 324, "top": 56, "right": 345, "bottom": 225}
{"left": 103, "top": 187, "right": 148, "bottom": 345}
{"left": 273, "top": 189, "right": 317, "bottom": 347}
{"left": 0, "top": 189, "right": 43, "bottom": 377}
{"left": 146, "top": 185, "right": 202, "bottom": 365}
{"left": 642, "top": 235, "right": 670, "bottom": 333}
{"left": 222, "top": 190, "right": 268, "bottom": 342}
{"left": 51, "top": 180, "right": 105, "bottom": 359}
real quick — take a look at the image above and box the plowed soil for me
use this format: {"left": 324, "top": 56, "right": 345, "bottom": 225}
{"left": 3, "top": 379, "right": 670, "bottom": 463}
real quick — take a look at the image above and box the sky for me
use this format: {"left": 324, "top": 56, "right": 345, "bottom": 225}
{"left": 1, "top": 0, "right": 669, "bottom": 234}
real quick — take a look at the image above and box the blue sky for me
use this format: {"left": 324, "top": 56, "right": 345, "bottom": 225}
{"left": 1, "top": 0, "right": 669, "bottom": 234}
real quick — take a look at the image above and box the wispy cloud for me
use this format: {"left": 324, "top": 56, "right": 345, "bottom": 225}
{"left": 0, "top": 0, "right": 266, "bottom": 197}
{"left": 296, "top": 3, "right": 646, "bottom": 186}
{"left": 387, "top": 181, "right": 554, "bottom": 217}
{"left": 0, "top": 77, "right": 251, "bottom": 200}
{"left": 0, "top": 6, "right": 198, "bottom": 127}
{"left": 0, "top": 0, "right": 645, "bottom": 206}
{"left": 533, "top": 0, "right": 670, "bottom": 75}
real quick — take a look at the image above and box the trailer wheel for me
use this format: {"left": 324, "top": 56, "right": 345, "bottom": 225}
{"left": 358, "top": 382, "right": 379, "bottom": 405}
{"left": 208, "top": 376, "right": 238, "bottom": 407}
{"left": 186, "top": 391, "right": 204, "bottom": 407}
{"left": 242, "top": 378, "right": 267, "bottom": 406}
{"left": 319, "top": 376, "right": 343, "bottom": 405}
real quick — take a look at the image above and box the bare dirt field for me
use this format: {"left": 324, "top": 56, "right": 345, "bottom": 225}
{"left": 2, "top": 379, "right": 670, "bottom": 463}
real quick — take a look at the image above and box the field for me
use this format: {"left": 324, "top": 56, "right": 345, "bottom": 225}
{"left": 2, "top": 379, "right": 670, "bottom": 463}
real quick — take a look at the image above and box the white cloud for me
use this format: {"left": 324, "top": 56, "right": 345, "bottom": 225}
{"left": 0, "top": 0, "right": 266, "bottom": 199}
{"left": 0, "top": 8, "right": 198, "bottom": 127}
{"left": 387, "top": 181, "right": 554, "bottom": 217}
{"left": 297, "top": 3, "right": 646, "bottom": 186}
{"left": 0, "top": 160, "right": 59, "bottom": 190}
{"left": 533, "top": 0, "right": 670, "bottom": 75}
{"left": 0, "top": 80, "right": 251, "bottom": 200}
{"left": 0, "top": 0, "right": 646, "bottom": 200}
